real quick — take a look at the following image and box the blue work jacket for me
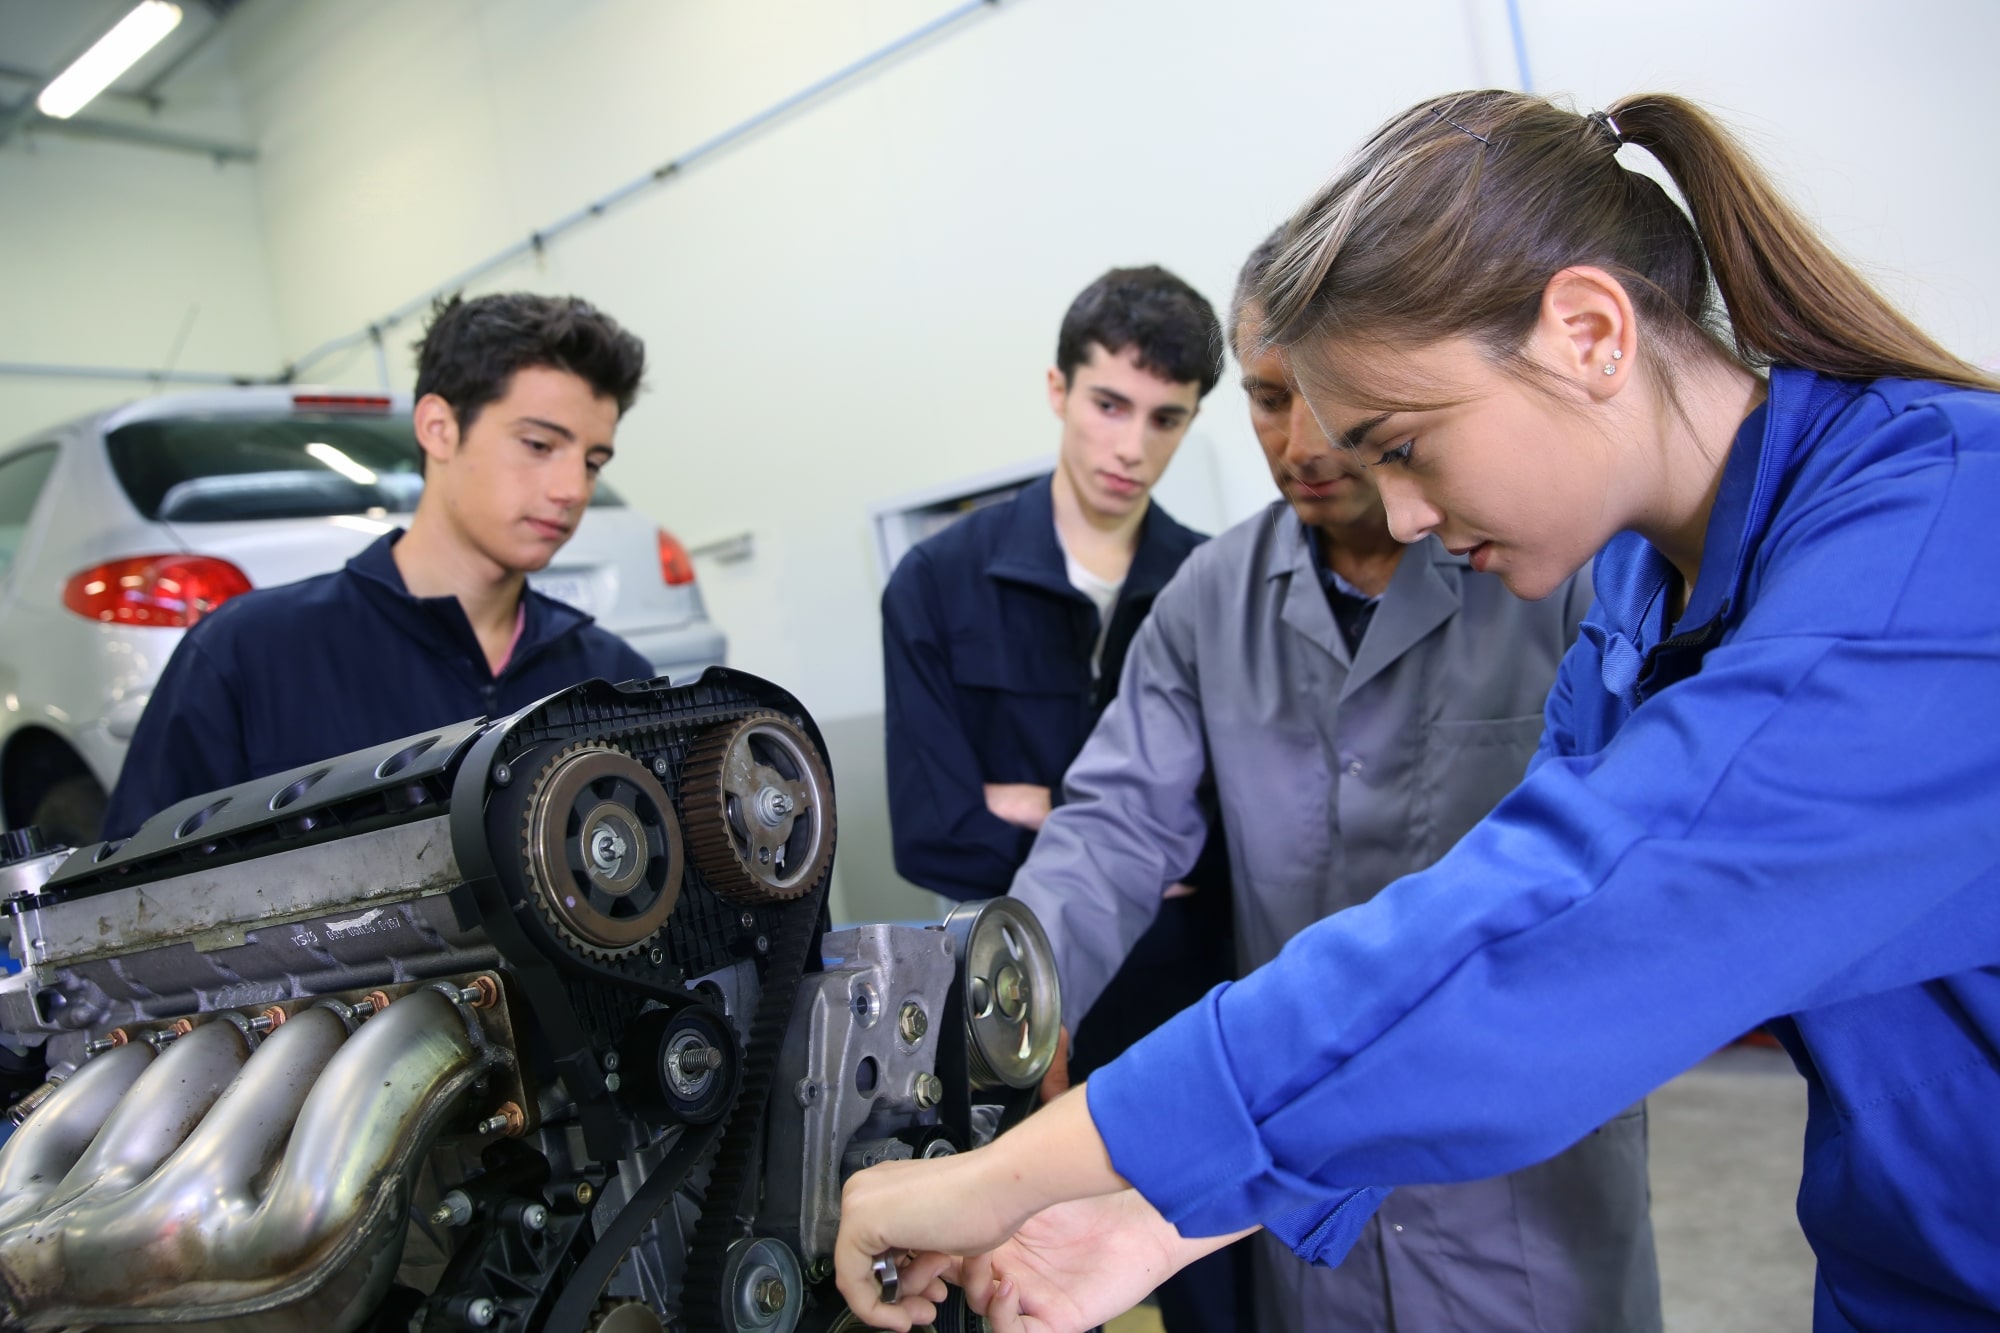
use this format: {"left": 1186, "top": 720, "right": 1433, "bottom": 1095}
{"left": 881, "top": 475, "right": 1205, "bottom": 900}
{"left": 1089, "top": 368, "right": 2000, "bottom": 1332}
{"left": 104, "top": 531, "right": 652, "bottom": 840}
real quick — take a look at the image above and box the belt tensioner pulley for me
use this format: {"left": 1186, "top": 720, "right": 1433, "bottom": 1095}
{"left": 682, "top": 712, "right": 835, "bottom": 906}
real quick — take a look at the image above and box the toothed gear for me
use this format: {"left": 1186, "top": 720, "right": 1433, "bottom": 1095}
{"left": 681, "top": 713, "right": 834, "bottom": 906}
{"left": 590, "top": 1299, "right": 666, "bottom": 1333}
{"left": 520, "top": 741, "right": 684, "bottom": 959}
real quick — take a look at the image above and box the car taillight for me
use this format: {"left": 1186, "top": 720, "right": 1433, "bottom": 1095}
{"left": 63, "top": 555, "right": 254, "bottom": 628}
{"left": 657, "top": 528, "right": 696, "bottom": 586}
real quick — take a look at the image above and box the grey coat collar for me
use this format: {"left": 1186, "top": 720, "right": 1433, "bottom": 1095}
{"left": 1265, "top": 507, "right": 1466, "bottom": 698}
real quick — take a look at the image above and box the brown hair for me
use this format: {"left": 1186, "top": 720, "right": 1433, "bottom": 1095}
{"left": 1261, "top": 90, "right": 1994, "bottom": 400}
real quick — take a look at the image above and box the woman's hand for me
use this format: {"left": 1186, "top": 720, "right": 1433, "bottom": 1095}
{"left": 961, "top": 1190, "right": 1250, "bottom": 1333}
{"left": 834, "top": 1150, "right": 1032, "bottom": 1330}
{"left": 834, "top": 1089, "right": 1127, "bottom": 1330}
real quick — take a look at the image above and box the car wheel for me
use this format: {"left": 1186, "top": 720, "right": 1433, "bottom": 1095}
{"left": 29, "top": 775, "right": 106, "bottom": 849}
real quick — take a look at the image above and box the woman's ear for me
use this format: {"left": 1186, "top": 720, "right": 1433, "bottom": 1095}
{"left": 1535, "top": 266, "right": 1637, "bottom": 400}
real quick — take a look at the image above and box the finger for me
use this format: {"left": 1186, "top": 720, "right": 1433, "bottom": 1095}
{"left": 986, "top": 1277, "right": 1033, "bottom": 1333}
{"left": 834, "top": 1246, "right": 912, "bottom": 1333}
{"left": 959, "top": 1253, "right": 998, "bottom": 1313}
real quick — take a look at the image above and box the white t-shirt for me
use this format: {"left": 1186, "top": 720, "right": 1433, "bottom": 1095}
{"left": 1058, "top": 532, "right": 1126, "bottom": 679}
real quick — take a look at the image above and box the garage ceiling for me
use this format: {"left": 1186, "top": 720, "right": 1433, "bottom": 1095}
{"left": 0, "top": 0, "right": 249, "bottom": 158}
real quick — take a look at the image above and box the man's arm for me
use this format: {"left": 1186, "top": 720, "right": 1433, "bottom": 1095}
{"left": 102, "top": 630, "right": 249, "bottom": 841}
{"left": 1010, "top": 569, "right": 1215, "bottom": 1025}
{"left": 882, "top": 552, "right": 1035, "bottom": 900}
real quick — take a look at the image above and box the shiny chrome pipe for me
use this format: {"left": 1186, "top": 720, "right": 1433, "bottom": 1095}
{"left": 0, "top": 989, "right": 491, "bottom": 1331}
{"left": 0, "top": 1041, "right": 155, "bottom": 1230}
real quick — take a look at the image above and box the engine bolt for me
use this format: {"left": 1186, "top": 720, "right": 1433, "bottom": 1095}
{"left": 651, "top": 756, "right": 670, "bottom": 778}
{"left": 898, "top": 1002, "right": 928, "bottom": 1045}
{"left": 431, "top": 1190, "right": 474, "bottom": 1228}
{"left": 755, "top": 934, "right": 770, "bottom": 955}
{"left": 460, "top": 1296, "right": 497, "bottom": 1327}
{"left": 570, "top": 1181, "right": 596, "bottom": 1208}
{"left": 754, "top": 1276, "right": 789, "bottom": 1316}
{"left": 604, "top": 1072, "right": 622, "bottom": 1092}
{"left": 476, "top": 1101, "right": 526, "bottom": 1138}
{"left": 493, "top": 763, "right": 513, "bottom": 788}
{"left": 169, "top": 1018, "right": 195, "bottom": 1037}
{"left": 462, "top": 976, "right": 500, "bottom": 1010}
{"left": 603, "top": 1052, "right": 620, "bottom": 1072}
{"left": 361, "top": 990, "right": 392, "bottom": 1016}
{"left": 795, "top": 1078, "right": 820, "bottom": 1107}
{"left": 260, "top": 1005, "right": 288, "bottom": 1031}
{"left": 519, "top": 1202, "right": 549, "bottom": 1233}
{"left": 913, "top": 1072, "right": 944, "bottom": 1110}
{"left": 805, "top": 1256, "right": 833, "bottom": 1285}
{"left": 740, "top": 912, "right": 755, "bottom": 931}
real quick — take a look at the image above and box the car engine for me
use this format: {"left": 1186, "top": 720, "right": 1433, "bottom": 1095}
{"left": 0, "top": 670, "right": 1060, "bottom": 1333}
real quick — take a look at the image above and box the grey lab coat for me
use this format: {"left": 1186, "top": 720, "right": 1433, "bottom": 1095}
{"left": 1011, "top": 503, "right": 1661, "bottom": 1332}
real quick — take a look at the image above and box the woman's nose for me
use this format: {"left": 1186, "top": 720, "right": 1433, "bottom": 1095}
{"left": 1376, "top": 473, "right": 1439, "bottom": 544}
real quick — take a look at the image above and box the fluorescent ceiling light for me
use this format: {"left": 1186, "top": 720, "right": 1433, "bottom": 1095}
{"left": 36, "top": 2, "right": 183, "bottom": 121}
{"left": 305, "top": 443, "right": 379, "bottom": 486}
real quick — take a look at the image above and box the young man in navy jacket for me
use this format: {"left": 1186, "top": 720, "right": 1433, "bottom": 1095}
{"left": 880, "top": 265, "right": 1242, "bottom": 1331}
{"left": 104, "top": 294, "right": 655, "bottom": 841}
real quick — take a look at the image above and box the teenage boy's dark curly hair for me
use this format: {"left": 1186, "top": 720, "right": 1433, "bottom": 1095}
{"left": 1055, "top": 265, "right": 1225, "bottom": 398}
{"left": 411, "top": 293, "right": 646, "bottom": 466}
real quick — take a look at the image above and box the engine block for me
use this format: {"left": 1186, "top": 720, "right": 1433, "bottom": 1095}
{"left": 0, "top": 671, "right": 1060, "bottom": 1333}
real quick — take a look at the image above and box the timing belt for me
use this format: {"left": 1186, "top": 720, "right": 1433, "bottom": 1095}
{"left": 678, "top": 867, "right": 827, "bottom": 1332}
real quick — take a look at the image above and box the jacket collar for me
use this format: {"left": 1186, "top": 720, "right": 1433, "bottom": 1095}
{"left": 346, "top": 531, "right": 595, "bottom": 678}
{"left": 1267, "top": 505, "right": 1463, "bottom": 693}
{"left": 985, "top": 473, "right": 1202, "bottom": 601}
{"left": 1587, "top": 366, "right": 1859, "bottom": 706}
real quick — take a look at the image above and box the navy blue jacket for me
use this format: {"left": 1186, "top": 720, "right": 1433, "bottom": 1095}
{"left": 104, "top": 531, "right": 652, "bottom": 840}
{"left": 882, "top": 476, "right": 1205, "bottom": 900}
{"left": 1090, "top": 369, "right": 2000, "bottom": 1332}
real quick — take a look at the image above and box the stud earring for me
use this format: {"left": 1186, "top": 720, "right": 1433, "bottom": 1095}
{"left": 1603, "top": 349, "right": 1624, "bottom": 376}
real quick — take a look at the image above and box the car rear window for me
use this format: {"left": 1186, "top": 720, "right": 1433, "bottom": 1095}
{"left": 105, "top": 414, "right": 624, "bottom": 522}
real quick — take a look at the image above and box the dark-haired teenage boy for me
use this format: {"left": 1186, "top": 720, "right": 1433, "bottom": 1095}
{"left": 881, "top": 266, "right": 1244, "bottom": 1331}
{"left": 103, "top": 293, "right": 655, "bottom": 840}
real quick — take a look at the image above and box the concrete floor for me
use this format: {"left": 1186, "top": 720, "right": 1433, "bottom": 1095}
{"left": 1106, "top": 1043, "right": 1818, "bottom": 1332}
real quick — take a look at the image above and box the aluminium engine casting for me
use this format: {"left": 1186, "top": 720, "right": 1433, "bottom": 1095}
{"left": 0, "top": 670, "right": 1061, "bottom": 1333}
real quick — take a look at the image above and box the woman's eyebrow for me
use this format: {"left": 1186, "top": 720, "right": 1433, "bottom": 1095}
{"left": 1337, "top": 412, "right": 1394, "bottom": 449}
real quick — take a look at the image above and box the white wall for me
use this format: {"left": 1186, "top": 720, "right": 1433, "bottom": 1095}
{"left": 0, "top": 40, "right": 283, "bottom": 441}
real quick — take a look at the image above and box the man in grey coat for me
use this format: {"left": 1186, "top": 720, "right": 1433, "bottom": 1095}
{"left": 1009, "top": 232, "right": 1662, "bottom": 1332}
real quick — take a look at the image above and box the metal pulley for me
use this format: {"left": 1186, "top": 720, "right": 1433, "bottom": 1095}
{"left": 518, "top": 741, "right": 685, "bottom": 959}
{"left": 682, "top": 712, "right": 835, "bottom": 906}
{"left": 943, "top": 898, "right": 1061, "bottom": 1091}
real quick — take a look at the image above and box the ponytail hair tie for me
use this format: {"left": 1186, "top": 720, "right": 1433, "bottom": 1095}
{"left": 1588, "top": 110, "right": 1625, "bottom": 148}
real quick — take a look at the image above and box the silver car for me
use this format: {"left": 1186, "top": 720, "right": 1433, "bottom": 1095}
{"left": 0, "top": 387, "right": 725, "bottom": 846}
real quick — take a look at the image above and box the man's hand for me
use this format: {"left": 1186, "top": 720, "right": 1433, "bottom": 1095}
{"left": 1162, "top": 881, "right": 1197, "bottom": 899}
{"left": 962, "top": 1191, "right": 1252, "bottom": 1333}
{"left": 984, "top": 783, "right": 1053, "bottom": 831}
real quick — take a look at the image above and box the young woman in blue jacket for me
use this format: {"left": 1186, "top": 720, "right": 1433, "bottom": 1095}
{"left": 833, "top": 88, "right": 2000, "bottom": 1333}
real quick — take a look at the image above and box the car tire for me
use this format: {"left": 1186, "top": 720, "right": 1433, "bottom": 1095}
{"left": 29, "top": 775, "right": 106, "bottom": 849}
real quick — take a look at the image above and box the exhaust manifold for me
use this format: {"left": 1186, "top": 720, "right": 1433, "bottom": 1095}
{"left": 0, "top": 987, "right": 493, "bottom": 1331}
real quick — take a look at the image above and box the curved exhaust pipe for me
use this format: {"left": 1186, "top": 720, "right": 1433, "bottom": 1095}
{"left": 0, "top": 988, "right": 495, "bottom": 1331}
